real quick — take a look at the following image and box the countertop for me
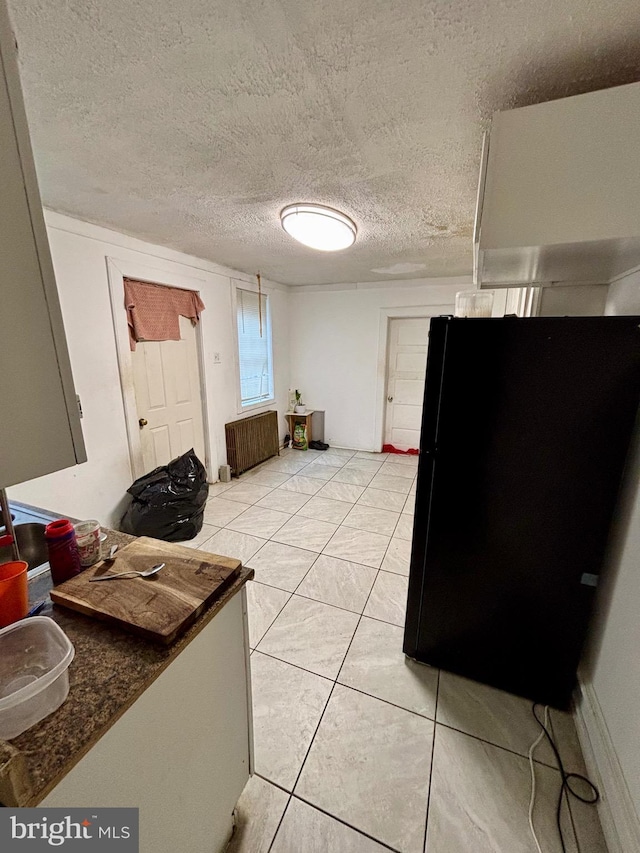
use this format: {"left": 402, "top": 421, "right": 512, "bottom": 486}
{"left": 0, "top": 527, "right": 253, "bottom": 807}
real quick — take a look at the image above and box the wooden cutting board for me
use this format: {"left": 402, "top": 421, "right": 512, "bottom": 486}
{"left": 50, "top": 537, "right": 242, "bottom": 644}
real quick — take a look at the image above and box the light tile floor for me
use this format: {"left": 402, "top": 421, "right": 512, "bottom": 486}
{"left": 184, "top": 448, "right": 607, "bottom": 853}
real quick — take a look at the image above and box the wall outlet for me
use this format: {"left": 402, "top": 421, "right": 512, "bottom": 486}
{"left": 213, "top": 352, "right": 221, "bottom": 363}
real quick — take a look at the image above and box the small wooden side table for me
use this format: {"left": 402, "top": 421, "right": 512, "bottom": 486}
{"left": 285, "top": 410, "right": 321, "bottom": 447}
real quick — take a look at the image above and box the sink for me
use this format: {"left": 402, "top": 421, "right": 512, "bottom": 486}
{"left": 0, "top": 523, "right": 48, "bottom": 571}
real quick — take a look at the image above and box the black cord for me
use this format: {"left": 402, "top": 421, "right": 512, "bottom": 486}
{"left": 532, "top": 703, "right": 599, "bottom": 853}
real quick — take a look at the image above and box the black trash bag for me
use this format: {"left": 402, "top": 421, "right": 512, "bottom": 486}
{"left": 120, "top": 449, "right": 209, "bottom": 541}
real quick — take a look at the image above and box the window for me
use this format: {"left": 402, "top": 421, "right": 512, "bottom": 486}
{"left": 235, "top": 286, "right": 274, "bottom": 408}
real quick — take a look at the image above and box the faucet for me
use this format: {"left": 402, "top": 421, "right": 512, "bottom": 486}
{"left": 0, "top": 488, "right": 20, "bottom": 561}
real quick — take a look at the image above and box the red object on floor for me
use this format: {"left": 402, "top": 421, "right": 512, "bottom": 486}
{"left": 382, "top": 444, "right": 419, "bottom": 455}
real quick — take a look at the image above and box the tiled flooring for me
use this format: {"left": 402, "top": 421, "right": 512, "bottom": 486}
{"left": 183, "top": 448, "right": 607, "bottom": 853}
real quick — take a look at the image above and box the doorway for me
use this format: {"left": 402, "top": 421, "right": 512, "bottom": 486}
{"left": 383, "top": 317, "right": 430, "bottom": 450}
{"left": 131, "top": 314, "right": 207, "bottom": 475}
{"left": 106, "top": 258, "right": 211, "bottom": 481}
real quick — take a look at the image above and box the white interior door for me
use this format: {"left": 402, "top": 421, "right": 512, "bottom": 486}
{"left": 384, "top": 317, "right": 430, "bottom": 450}
{"left": 131, "top": 314, "right": 206, "bottom": 475}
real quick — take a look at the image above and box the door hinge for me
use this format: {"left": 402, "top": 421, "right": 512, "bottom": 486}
{"left": 76, "top": 395, "right": 83, "bottom": 419}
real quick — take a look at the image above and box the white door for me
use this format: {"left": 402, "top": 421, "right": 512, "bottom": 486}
{"left": 384, "top": 317, "right": 430, "bottom": 450}
{"left": 131, "top": 314, "right": 207, "bottom": 475}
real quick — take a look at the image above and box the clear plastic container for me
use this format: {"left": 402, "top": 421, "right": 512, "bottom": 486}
{"left": 0, "top": 616, "right": 75, "bottom": 739}
{"left": 73, "top": 519, "right": 101, "bottom": 568}
{"left": 455, "top": 289, "right": 495, "bottom": 318}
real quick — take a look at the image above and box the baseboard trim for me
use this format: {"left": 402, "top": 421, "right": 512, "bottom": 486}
{"left": 575, "top": 678, "right": 640, "bottom": 853}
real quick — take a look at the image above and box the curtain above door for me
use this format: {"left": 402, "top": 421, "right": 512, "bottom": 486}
{"left": 124, "top": 278, "right": 205, "bottom": 351}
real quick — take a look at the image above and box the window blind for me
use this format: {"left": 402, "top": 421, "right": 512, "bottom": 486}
{"left": 236, "top": 288, "right": 273, "bottom": 406}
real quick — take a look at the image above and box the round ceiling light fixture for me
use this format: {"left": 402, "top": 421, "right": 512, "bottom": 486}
{"left": 280, "top": 203, "right": 357, "bottom": 252}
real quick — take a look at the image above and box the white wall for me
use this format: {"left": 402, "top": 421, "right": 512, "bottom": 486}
{"left": 581, "top": 267, "right": 640, "bottom": 846}
{"left": 605, "top": 268, "right": 640, "bottom": 316}
{"left": 538, "top": 284, "right": 608, "bottom": 316}
{"left": 9, "top": 211, "right": 290, "bottom": 528}
{"left": 289, "top": 278, "right": 469, "bottom": 451}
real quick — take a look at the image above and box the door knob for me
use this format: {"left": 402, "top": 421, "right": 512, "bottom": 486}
{"left": 387, "top": 396, "right": 393, "bottom": 402}
{"left": 139, "top": 418, "right": 148, "bottom": 427}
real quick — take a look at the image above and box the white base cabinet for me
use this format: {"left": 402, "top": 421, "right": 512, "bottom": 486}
{"left": 41, "top": 588, "right": 253, "bottom": 853}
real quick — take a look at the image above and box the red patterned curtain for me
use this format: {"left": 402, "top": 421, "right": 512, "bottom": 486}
{"left": 124, "top": 278, "right": 205, "bottom": 351}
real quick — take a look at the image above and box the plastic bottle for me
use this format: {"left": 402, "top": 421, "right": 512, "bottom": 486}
{"left": 45, "top": 519, "right": 83, "bottom": 585}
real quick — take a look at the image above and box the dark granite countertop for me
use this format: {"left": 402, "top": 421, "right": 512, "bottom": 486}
{"left": 0, "top": 527, "right": 253, "bottom": 807}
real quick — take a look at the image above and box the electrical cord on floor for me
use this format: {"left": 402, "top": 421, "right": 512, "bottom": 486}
{"left": 528, "top": 704, "right": 549, "bottom": 853}
{"left": 529, "top": 702, "right": 600, "bottom": 853}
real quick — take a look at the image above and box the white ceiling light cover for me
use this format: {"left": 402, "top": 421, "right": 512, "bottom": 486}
{"left": 280, "top": 204, "right": 357, "bottom": 251}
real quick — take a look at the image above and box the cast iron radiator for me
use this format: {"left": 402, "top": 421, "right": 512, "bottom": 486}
{"left": 225, "top": 410, "right": 279, "bottom": 476}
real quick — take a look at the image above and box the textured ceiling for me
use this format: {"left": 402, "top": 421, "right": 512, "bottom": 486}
{"left": 7, "top": 0, "right": 640, "bottom": 285}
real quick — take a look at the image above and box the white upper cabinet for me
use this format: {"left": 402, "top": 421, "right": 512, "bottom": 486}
{"left": 475, "top": 82, "right": 640, "bottom": 287}
{"left": 0, "top": 2, "right": 86, "bottom": 488}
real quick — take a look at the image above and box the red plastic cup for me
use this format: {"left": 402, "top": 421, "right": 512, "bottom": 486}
{"left": 45, "top": 519, "right": 82, "bottom": 585}
{"left": 0, "top": 560, "right": 29, "bottom": 628}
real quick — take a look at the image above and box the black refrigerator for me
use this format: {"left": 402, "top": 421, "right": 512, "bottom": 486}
{"left": 403, "top": 315, "right": 640, "bottom": 709}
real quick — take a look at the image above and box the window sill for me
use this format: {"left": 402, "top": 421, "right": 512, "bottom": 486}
{"left": 236, "top": 398, "right": 276, "bottom": 416}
